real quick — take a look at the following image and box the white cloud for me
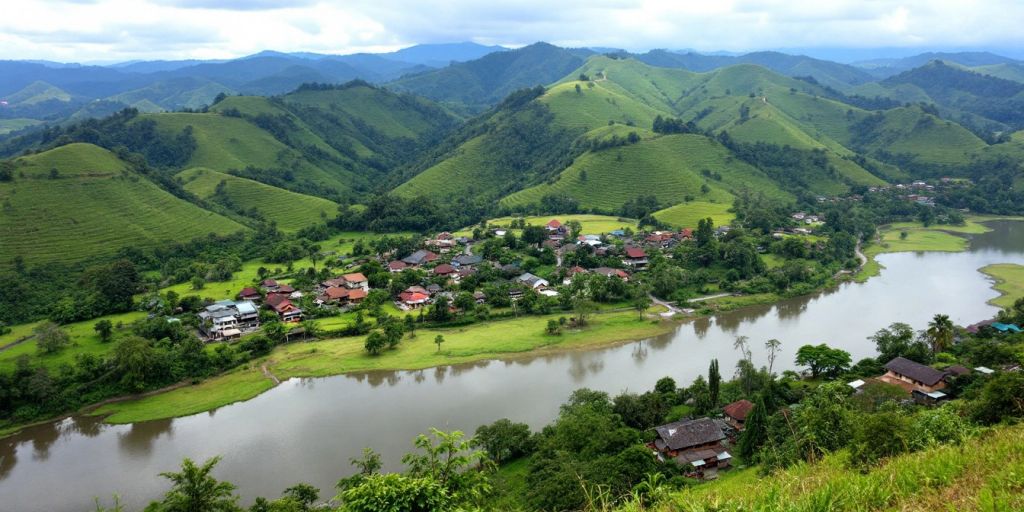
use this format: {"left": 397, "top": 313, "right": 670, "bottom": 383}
{"left": 0, "top": 0, "right": 1022, "bottom": 61}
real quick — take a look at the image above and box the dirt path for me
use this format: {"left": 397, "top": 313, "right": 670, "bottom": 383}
{"left": 261, "top": 363, "right": 281, "bottom": 385}
{"left": 855, "top": 241, "right": 867, "bottom": 267}
{"left": 0, "top": 334, "right": 34, "bottom": 353}
{"left": 688, "top": 292, "right": 735, "bottom": 303}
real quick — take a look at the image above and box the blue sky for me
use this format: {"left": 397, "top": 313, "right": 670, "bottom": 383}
{"left": 2, "top": 0, "right": 1022, "bottom": 62}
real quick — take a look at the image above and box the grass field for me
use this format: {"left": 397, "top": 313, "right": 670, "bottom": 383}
{"left": 0, "top": 118, "right": 42, "bottom": 135}
{"left": 480, "top": 214, "right": 638, "bottom": 235}
{"left": 178, "top": 167, "right": 338, "bottom": 232}
{"left": 0, "top": 143, "right": 247, "bottom": 267}
{"left": 0, "top": 311, "right": 147, "bottom": 372}
{"left": 501, "top": 134, "right": 791, "bottom": 211}
{"left": 653, "top": 201, "right": 735, "bottom": 228}
{"left": 93, "top": 309, "right": 675, "bottom": 423}
{"left": 980, "top": 263, "right": 1024, "bottom": 308}
{"left": 648, "top": 424, "right": 1024, "bottom": 512}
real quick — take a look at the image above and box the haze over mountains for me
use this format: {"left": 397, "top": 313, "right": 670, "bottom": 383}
{"left": 4, "top": 41, "right": 1024, "bottom": 268}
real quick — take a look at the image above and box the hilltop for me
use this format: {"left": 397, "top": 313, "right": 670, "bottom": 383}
{"left": 0, "top": 143, "right": 246, "bottom": 267}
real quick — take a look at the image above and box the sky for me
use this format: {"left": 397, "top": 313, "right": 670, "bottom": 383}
{"left": 2, "top": 0, "right": 1023, "bottom": 63}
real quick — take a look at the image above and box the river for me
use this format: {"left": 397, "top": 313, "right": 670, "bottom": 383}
{"left": 2, "top": 220, "right": 1024, "bottom": 511}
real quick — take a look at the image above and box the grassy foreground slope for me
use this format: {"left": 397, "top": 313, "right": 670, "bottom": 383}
{"left": 177, "top": 167, "right": 338, "bottom": 232}
{"left": 646, "top": 424, "right": 1024, "bottom": 512}
{"left": 0, "top": 143, "right": 246, "bottom": 267}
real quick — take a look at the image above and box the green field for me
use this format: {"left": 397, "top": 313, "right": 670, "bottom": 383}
{"left": 0, "top": 118, "right": 42, "bottom": 135}
{"left": 501, "top": 134, "right": 791, "bottom": 211}
{"left": 178, "top": 167, "right": 338, "bottom": 232}
{"left": 856, "top": 219, "right": 996, "bottom": 281}
{"left": 93, "top": 309, "right": 674, "bottom": 423}
{"left": 653, "top": 201, "right": 735, "bottom": 228}
{"left": 980, "top": 263, "right": 1024, "bottom": 308}
{"left": 0, "top": 311, "right": 147, "bottom": 372}
{"left": 0, "top": 143, "right": 247, "bottom": 267}
{"left": 649, "top": 424, "right": 1024, "bottom": 512}
{"left": 482, "top": 214, "right": 638, "bottom": 234}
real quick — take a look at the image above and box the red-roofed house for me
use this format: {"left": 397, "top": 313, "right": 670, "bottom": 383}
{"left": 723, "top": 399, "right": 754, "bottom": 430}
{"left": 346, "top": 288, "right": 368, "bottom": 304}
{"left": 266, "top": 294, "right": 302, "bottom": 322}
{"left": 388, "top": 260, "right": 408, "bottom": 273}
{"left": 623, "top": 247, "right": 648, "bottom": 269}
{"left": 341, "top": 273, "right": 369, "bottom": 291}
{"left": 433, "top": 263, "right": 456, "bottom": 277}
{"left": 238, "top": 287, "right": 261, "bottom": 302}
{"left": 399, "top": 291, "right": 431, "bottom": 309}
{"left": 316, "top": 286, "right": 350, "bottom": 305}
{"left": 546, "top": 219, "right": 562, "bottom": 231}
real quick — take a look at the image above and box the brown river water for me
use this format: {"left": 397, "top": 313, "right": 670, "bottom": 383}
{"left": 2, "top": 220, "right": 1024, "bottom": 511}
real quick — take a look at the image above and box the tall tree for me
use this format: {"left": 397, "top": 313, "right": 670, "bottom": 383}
{"left": 765, "top": 338, "right": 782, "bottom": 374}
{"left": 154, "top": 456, "right": 240, "bottom": 512}
{"left": 737, "top": 395, "right": 768, "bottom": 461}
{"left": 926, "top": 314, "right": 955, "bottom": 354}
{"left": 708, "top": 359, "right": 721, "bottom": 407}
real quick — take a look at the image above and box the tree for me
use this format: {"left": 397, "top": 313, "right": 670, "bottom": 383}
{"left": 190, "top": 276, "right": 205, "bottom": 290}
{"left": 870, "top": 322, "right": 932, "bottom": 364}
{"left": 632, "top": 293, "right": 651, "bottom": 320}
{"left": 708, "top": 359, "right": 721, "bottom": 407}
{"left": 429, "top": 295, "right": 452, "bottom": 323}
{"left": 404, "top": 315, "right": 416, "bottom": 338}
{"left": 114, "top": 336, "right": 165, "bottom": 392}
{"left": 434, "top": 335, "right": 445, "bottom": 353}
{"left": 402, "top": 429, "right": 493, "bottom": 506}
{"left": 795, "top": 344, "right": 851, "bottom": 379}
{"left": 926, "top": 313, "right": 954, "bottom": 354}
{"left": 737, "top": 395, "right": 768, "bottom": 460}
{"left": 654, "top": 376, "right": 676, "bottom": 396}
{"left": 154, "top": 456, "right": 240, "bottom": 512}
{"left": 474, "top": 419, "right": 534, "bottom": 463}
{"left": 765, "top": 338, "right": 782, "bottom": 374}
{"left": 339, "top": 474, "right": 449, "bottom": 512}
{"left": 279, "top": 484, "right": 319, "bottom": 511}
{"left": 384, "top": 322, "right": 404, "bottom": 349}
{"left": 733, "top": 335, "right": 752, "bottom": 362}
{"left": 94, "top": 319, "right": 114, "bottom": 342}
{"left": 337, "top": 448, "right": 383, "bottom": 492}
{"left": 34, "top": 321, "right": 70, "bottom": 354}
{"left": 972, "top": 372, "right": 1024, "bottom": 424}
{"left": 849, "top": 410, "right": 911, "bottom": 470}
{"left": 453, "top": 292, "right": 476, "bottom": 314}
{"left": 546, "top": 319, "right": 560, "bottom": 335}
{"left": 364, "top": 331, "right": 386, "bottom": 355}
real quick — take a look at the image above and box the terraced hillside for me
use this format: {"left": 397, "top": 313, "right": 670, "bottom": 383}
{"left": 177, "top": 167, "right": 338, "bottom": 232}
{"left": 0, "top": 143, "right": 246, "bottom": 267}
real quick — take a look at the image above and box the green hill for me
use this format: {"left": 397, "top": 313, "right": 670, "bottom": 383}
{"left": 177, "top": 167, "right": 338, "bottom": 232}
{"left": 109, "top": 77, "right": 234, "bottom": 111}
{"left": 0, "top": 143, "right": 246, "bottom": 267}
{"left": 6, "top": 80, "right": 72, "bottom": 105}
{"left": 388, "top": 42, "right": 592, "bottom": 112}
{"left": 501, "top": 134, "right": 791, "bottom": 212}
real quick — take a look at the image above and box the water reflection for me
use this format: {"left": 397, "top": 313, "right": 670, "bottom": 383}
{"left": 2, "top": 221, "right": 1024, "bottom": 512}
{"left": 117, "top": 418, "right": 173, "bottom": 456}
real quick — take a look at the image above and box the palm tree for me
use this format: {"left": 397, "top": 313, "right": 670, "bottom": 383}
{"left": 927, "top": 314, "right": 955, "bottom": 354}
{"left": 157, "top": 456, "right": 239, "bottom": 512}
{"left": 765, "top": 339, "right": 782, "bottom": 374}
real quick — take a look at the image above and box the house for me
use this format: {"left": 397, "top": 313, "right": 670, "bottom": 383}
{"left": 473, "top": 291, "right": 487, "bottom": 304}
{"left": 623, "top": 247, "right": 648, "bottom": 269}
{"left": 563, "top": 266, "right": 587, "bottom": 285}
{"left": 402, "top": 249, "right": 438, "bottom": 267}
{"left": 238, "top": 287, "right": 261, "bottom": 302}
{"left": 433, "top": 263, "right": 456, "bottom": 277}
{"left": 265, "top": 294, "right": 303, "bottom": 323}
{"left": 516, "top": 272, "right": 549, "bottom": 289}
{"left": 650, "top": 418, "right": 731, "bottom": 475}
{"left": 260, "top": 279, "right": 280, "bottom": 292}
{"left": 545, "top": 219, "right": 563, "bottom": 232}
{"left": 346, "top": 289, "right": 367, "bottom": 304}
{"left": 425, "top": 235, "right": 457, "bottom": 253}
{"left": 912, "top": 389, "right": 950, "bottom": 406}
{"left": 398, "top": 289, "right": 431, "bottom": 309}
{"left": 426, "top": 283, "right": 442, "bottom": 295}
{"left": 197, "top": 300, "right": 260, "bottom": 340}
{"left": 388, "top": 260, "right": 409, "bottom": 273}
{"left": 452, "top": 254, "right": 483, "bottom": 267}
{"left": 592, "top": 267, "right": 630, "bottom": 280}
{"left": 880, "top": 357, "right": 949, "bottom": 393}
{"left": 316, "top": 286, "right": 350, "bottom": 306}
{"left": 722, "top": 399, "right": 754, "bottom": 430}
{"left": 340, "top": 273, "right": 369, "bottom": 291}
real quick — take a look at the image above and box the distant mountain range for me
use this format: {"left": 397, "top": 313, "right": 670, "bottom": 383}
{"left": 1, "top": 42, "right": 1022, "bottom": 129}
